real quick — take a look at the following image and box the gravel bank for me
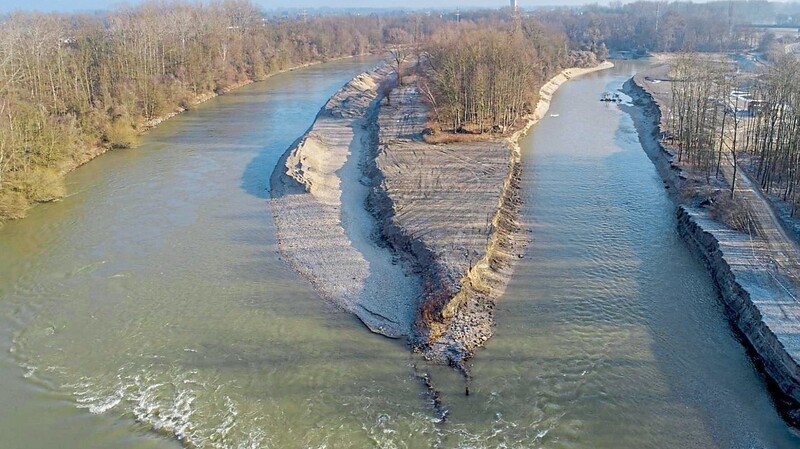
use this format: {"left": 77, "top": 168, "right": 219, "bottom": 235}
{"left": 371, "top": 63, "right": 614, "bottom": 372}
{"left": 270, "top": 64, "right": 422, "bottom": 338}
{"left": 270, "top": 61, "right": 614, "bottom": 366}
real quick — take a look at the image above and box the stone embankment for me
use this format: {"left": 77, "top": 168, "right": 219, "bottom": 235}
{"left": 626, "top": 70, "right": 800, "bottom": 425}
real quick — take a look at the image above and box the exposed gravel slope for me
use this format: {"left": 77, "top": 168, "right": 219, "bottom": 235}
{"left": 371, "top": 63, "right": 615, "bottom": 371}
{"left": 270, "top": 65, "right": 422, "bottom": 338}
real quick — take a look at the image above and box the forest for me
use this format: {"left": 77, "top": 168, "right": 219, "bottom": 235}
{"left": 668, "top": 53, "right": 800, "bottom": 221}
{"left": 415, "top": 0, "right": 800, "bottom": 137}
{"left": 535, "top": 1, "right": 800, "bottom": 54}
{"left": 418, "top": 18, "right": 599, "bottom": 136}
{"left": 4, "top": 0, "right": 800, "bottom": 220}
{"left": 745, "top": 57, "right": 800, "bottom": 212}
{"left": 667, "top": 55, "right": 737, "bottom": 181}
{"left": 0, "top": 1, "right": 443, "bottom": 220}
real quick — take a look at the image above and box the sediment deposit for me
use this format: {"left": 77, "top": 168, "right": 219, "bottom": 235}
{"left": 270, "top": 64, "right": 422, "bottom": 338}
{"left": 271, "top": 61, "right": 613, "bottom": 370}
{"left": 371, "top": 63, "right": 614, "bottom": 371}
{"left": 370, "top": 82, "right": 518, "bottom": 370}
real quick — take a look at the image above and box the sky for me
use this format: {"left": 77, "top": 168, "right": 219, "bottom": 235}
{"left": 1, "top": 0, "right": 793, "bottom": 13}
{"left": 0, "top": 0, "right": 624, "bottom": 14}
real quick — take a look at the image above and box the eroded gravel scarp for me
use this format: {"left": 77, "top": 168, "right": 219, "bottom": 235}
{"left": 270, "top": 64, "right": 423, "bottom": 338}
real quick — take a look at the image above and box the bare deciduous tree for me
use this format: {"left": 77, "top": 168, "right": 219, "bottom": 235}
{"left": 386, "top": 27, "right": 411, "bottom": 86}
{"left": 0, "top": 1, "right": 451, "bottom": 220}
{"left": 421, "top": 22, "right": 559, "bottom": 135}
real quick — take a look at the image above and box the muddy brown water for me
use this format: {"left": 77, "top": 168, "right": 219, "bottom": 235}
{"left": 0, "top": 58, "right": 798, "bottom": 448}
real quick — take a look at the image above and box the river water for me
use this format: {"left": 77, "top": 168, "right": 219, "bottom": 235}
{"left": 1, "top": 59, "right": 798, "bottom": 448}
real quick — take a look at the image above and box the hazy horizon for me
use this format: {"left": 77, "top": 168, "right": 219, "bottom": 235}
{"left": 0, "top": 0, "right": 687, "bottom": 14}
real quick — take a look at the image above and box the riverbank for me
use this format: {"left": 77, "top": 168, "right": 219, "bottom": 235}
{"left": 270, "top": 63, "right": 422, "bottom": 338}
{"left": 625, "top": 69, "right": 800, "bottom": 425}
{"left": 3, "top": 53, "right": 374, "bottom": 223}
{"left": 372, "top": 62, "right": 614, "bottom": 373}
{"left": 139, "top": 54, "right": 372, "bottom": 133}
{"left": 77, "top": 54, "right": 374, "bottom": 173}
{"left": 60, "top": 78, "right": 256, "bottom": 179}
{"left": 270, "top": 61, "right": 613, "bottom": 367}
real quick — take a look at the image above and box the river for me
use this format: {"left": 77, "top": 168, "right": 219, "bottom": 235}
{"left": 1, "top": 58, "right": 798, "bottom": 448}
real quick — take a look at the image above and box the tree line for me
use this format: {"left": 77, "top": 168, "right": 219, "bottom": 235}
{"left": 745, "top": 56, "right": 800, "bottom": 213}
{"left": 667, "top": 53, "right": 800, "bottom": 218}
{"left": 0, "top": 1, "right": 443, "bottom": 220}
{"left": 668, "top": 55, "right": 738, "bottom": 182}
{"left": 419, "top": 19, "right": 585, "bottom": 135}
{"left": 535, "top": 1, "right": 800, "bottom": 54}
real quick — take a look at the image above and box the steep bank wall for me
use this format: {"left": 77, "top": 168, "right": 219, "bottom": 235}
{"left": 622, "top": 73, "right": 691, "bottom": 199}
{"left": 677, "top": 206, "right": 800, "bottom": 423}
{"left": 626, "top": 74, "right": 800, "bottom": 425}
{"left": 370, "top": 62, "right": 614, "bottom": 372}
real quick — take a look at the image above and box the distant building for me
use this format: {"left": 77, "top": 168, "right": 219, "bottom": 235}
{"left": 728, "top": 90, "right": 765, "bottom": 116}
{"left": 510, "top": 0, "right": 518, "bottom": 12}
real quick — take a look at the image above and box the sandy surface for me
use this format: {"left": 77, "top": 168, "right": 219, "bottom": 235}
{"left": 270, "top": 64, "right": 422, "bottom": 338}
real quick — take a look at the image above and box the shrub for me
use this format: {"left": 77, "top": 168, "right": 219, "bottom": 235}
{"left": 23, "top": 168, "right": 66, "bottom": 203}
{"left": 105, "top": 119, "right": 137, "bottom": 149}
{"left": 0, "top": 189, "right": 30, "bottom": 220}
{"left": 567, "top": 50, "right": 599, "bottom": 68}
{"left": 708, "top": 192, "right": 761, "bottom": 236}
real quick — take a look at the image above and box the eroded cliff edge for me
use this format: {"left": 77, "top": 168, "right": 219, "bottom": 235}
{"left": 270, "top": 64, "right": 423, "bottom": 338}
{"left": 625, "top": 72, "right": 800, "bottom": 425}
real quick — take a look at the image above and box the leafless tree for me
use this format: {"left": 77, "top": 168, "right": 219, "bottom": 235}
{"left": 386, "top": 27, "right": 411, "bottom": 86}
{"left": 0, "top": 1, "right": 453, "bottom": 220}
